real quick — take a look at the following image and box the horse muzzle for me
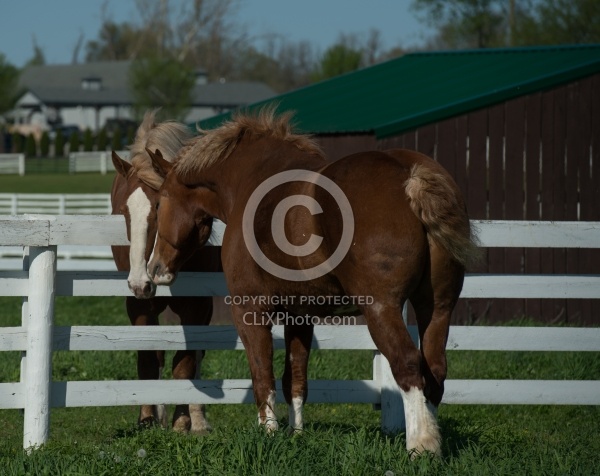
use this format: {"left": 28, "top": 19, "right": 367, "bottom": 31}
{"left": 128, "top": 279, "right": 157, "bottom": 299}
{"left": 147, "top": 260, "right": 176, "bottom": 286}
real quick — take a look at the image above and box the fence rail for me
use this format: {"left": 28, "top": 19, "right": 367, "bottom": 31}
{"left": 0, "top": 153, "right": 25, "bottom": 175}
{"left": 68, "top": 150, "right": 128, "bottom": 174}
{"left": 0, "top": 215, "right": 598, "bottom": 450}
{"left": 0, "top": 194, "right": 112, "bottom": 215}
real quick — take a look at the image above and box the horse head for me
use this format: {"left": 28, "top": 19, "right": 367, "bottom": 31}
{"left": 147, "top": 149, "right": 214, "bottom": 286}
{"left": 112, "top": 150, "right": 165, "bottom": 299}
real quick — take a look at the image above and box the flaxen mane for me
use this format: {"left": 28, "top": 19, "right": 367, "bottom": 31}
{"left": 129, "top": 110, "right": 194, "bottom": 190}
{"left": 174, "top": 107, "right": 324, "bottom": 176}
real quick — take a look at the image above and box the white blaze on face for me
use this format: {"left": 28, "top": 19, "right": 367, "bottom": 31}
{"left": 126, "top": 187, "right": 152, "bottom": 290}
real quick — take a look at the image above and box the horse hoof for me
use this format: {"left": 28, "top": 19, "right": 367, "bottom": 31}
{"left": 138, "top": 417, "right": 159, "bottom": 429}
{"left": 172, "top": 416, "right": 191, "bottom": 433}
{"left": 190, "top": 427, "right": 212, "bottom": 436}
{"left": 286, "top": 426, "right": 303, "bottom": 436}
{"left": 407, "top": 435, "right": 442, "bottom": 460}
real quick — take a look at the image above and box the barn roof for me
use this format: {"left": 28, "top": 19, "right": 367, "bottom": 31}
{"left": 199, "top": 44, "right": 600, "bottom": 138}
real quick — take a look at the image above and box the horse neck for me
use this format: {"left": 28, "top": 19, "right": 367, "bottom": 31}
{"left": 198, "top": 137, "right": 326, "bottom": 222}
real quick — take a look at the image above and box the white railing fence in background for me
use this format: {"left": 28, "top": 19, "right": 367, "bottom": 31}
{"left": 0, "top": 154, "right": 25, "bottom": 176}
{"left": 68, "top": 150, "right": 129, "bottom": 174}
{"left": 0, "top": 194, "right": 112, "bottom": 215}
{"left": 0, "top": 216, "right": 598, "bottom": 450}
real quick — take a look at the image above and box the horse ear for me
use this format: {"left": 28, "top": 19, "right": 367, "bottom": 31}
{"left": 146, "top": 147, "right": 173, "bottom": 177}
{"left": 111, "top": 151, "right": 132, "bottom": 177}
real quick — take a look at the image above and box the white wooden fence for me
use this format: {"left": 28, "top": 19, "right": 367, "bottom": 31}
{"left": 0, "top": 153, "right": 25, "bottom": 176}
{"left": 0, "top": 194, "right": 112, "bottom": 215}
{"left": 0, "top": 216, "right": 598, "bottom": 450}
{"left": 68, "top": 150, "right": 129, "bottom": 174}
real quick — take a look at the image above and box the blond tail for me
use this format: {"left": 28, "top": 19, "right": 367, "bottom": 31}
{"left": 404, "top": 164, "right": 481, "bottom": 268}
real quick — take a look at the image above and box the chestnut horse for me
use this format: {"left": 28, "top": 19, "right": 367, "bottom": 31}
{"left": 110, "top": 110, "right": 220, "bottom": 433}
{"left": 147, "top": 109, "right": 479, "bottom": 456}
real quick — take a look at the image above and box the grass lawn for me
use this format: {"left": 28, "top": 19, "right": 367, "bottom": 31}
{"left": 0, "top": 169, "right": 116, "bottom": 194}
{"left": 0, "top": 296, "right": 598, "bottom": 475}
{"left": 0, "top": 172, "right": 598, "bottom": 473}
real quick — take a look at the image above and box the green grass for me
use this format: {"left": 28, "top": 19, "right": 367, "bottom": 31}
{"left": 0, "top": 171, "right": 116, "bottom": 194}
{"left": 0, "top": 297, "right": 598, "bottom": 474}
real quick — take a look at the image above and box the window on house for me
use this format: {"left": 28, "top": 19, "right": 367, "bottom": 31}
{"left": 81, "top": 77, "right": 102, "bottom": 91}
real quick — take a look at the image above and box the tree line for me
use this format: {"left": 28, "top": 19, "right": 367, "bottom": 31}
{"left": 6, "top": 126, "right": 136, "bottom": 158}
{"left": 0, "top": 0, "right": 598, "bottom": 123}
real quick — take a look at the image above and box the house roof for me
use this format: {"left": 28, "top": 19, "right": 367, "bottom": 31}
{"left": 20, "top": 61, "right": 132, "bottom": 106}
{"left": 198, "top": 44, "right": 600, "bottom": 138}
{"left": 18, "top": 61, "right": 275, "bottom": 108}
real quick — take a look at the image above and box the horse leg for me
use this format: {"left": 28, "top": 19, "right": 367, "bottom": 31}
{"left": 362, "top": 299, "right": 442, "bottom": 457}
{"left": 231, "top": 305, "right": 278, "bottom": 432}
{"left": 167, "top": 296, "right": 213, "bottom": 434}
{"left": 281, "top": 322, "right": 314, "bottom": 432}
{"left": 412, "top": 242, "right": 464, "bottom": 407}
{"left": 126, "top": 296, "right": 168, "bottom": 428}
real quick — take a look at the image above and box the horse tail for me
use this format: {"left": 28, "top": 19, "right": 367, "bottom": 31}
{"left": 404, "top": 164, "right": 480, "bottom": 268}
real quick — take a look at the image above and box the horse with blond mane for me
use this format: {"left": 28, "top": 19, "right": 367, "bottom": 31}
{"left": 111, "top": 110, "right": 220, "bottom": 433}
{"left": 147, "top": 108, "right": 479, "bottom": 456}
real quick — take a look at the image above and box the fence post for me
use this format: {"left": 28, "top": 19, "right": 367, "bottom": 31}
{"left": 68, "top": 153, "right": 75, "bottom": 174}
{"left": 20, "top": 247, "right": 29, "bottom": 411}
{"left": 58, "top": 195, "right": 66, "bottom": 215}
{"left": 375, "top": 302, "right": 410, "bottom": 433}
{"left": 22, "top": 245, "right": 56, "bottom": 451}
{"left": 100, "top": 152, "right": 107, "bottom": 175}
{"left": 18, "top": 153, "right": 25, "bottom": 176}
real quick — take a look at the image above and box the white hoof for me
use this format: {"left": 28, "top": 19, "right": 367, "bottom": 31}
{"left": 401, "top": 387, "right": 442, "bottom": 457}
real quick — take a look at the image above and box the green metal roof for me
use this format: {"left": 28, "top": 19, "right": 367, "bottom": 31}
{"left": 199, "top": 45, "right": 600, "bottom": 139}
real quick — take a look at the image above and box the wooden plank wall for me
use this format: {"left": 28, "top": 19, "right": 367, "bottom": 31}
{"left": 316, "top": 75, "right": 600, "bottom": 325}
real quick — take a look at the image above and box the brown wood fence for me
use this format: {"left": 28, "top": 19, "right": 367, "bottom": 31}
{"left": 316, "top": 74, "right": 600, "bottom": 325}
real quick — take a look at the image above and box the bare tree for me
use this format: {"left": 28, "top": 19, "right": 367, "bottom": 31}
{"left": 71, "top": 31, "right": 84, "bottom": 64}
{"left": 87, "top": 0, "right": 244, "bottom": 73}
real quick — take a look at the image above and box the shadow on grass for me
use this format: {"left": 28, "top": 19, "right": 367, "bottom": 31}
{"left": 111, "top": 419, "right": 166, "bottom": 440}
{"left": 438, "top": 415, "right": 487, "bottom": 459}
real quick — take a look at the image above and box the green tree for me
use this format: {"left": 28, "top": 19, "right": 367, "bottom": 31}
{"left": 0, "top": 54, "right": 21, "bottom": 115}
{"left": 86, "top": 21, "right": 149, "bottom": 61}
{"left": 111, "top": 127, "right": 122, "bottom": 151}
{"left": 514, "top": 0, "right": 600, "bottom": 45}
{"left": 54, "top": 130, "right": 65, "bottom": 157}
{"left": 11, "top": 133, "right": 23, "bottom": 153}
{"left": 40, "top": 131, "right": 50, "bottom": 157}
{"left": 25, "top": 133, "right": 37, "bottom": 157}
{"left": 129, "top": 57, "right": 195, "bottom": 121}
{"left": 412, "top": 0, "right": 600, "bottom": 49}
{"left": 83, "top": 128, "right": 94, "bottom": 152}
{"left": 412, "top": 0, "right": 508, "bottom": 49}
{"left": 312, "top": 44, "right": 363, "bottom": 82}
{"left": 68, "top": 130, "right": 80, "bottom": 154}
{"left": 97, "top": 128, "right": 108, "bottom": 151}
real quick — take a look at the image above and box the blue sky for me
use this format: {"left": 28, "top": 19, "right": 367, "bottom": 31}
{"left": 0, "top": 0, "right": 432, "bottom": 68}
